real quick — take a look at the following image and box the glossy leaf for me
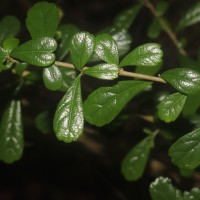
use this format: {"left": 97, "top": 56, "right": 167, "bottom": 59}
{"left": 3, "top": 38, "right": 19, "bottom": 52}
{"left": 157, "top": 92, "right": 187, "bottom": 123}
{"left": 59, "top": 68, "right": 76, "bottom": 91}
{"left": 53, "top": 76, "right": 84, "bottom": 143}
{"left": 120, "top": 43, "right": 163, "bottom": 67}
{"left": 150, "top": 177, "right": 182, "bottom": 200}
{"left": 70, "top": 32, "right": 94, "bottom": 70}
{"left": 43, "top": 64, "right": 63, "bottom": 91}
{"left": 84, "top": 64, "right": 119, "bottom": 80}
{"left": 169, "top": 128, "right": 200, "bottom": 169}
{"left": 147, "top": 19, "right": 162, "bottom": 39}
{"left": 11, "top": 37, "right": 57, "bottom": 67}
{"left": 161, "top": 68, "right": 200, "bottom": 95}
{"left": 56, "top": 24, "right": 79, "bottom": 60}
{"left": 114, "top": 4, "right": 142, "bottom": 29}
{"left": 0, "top": 15, "right": 20, "bottom": 45}
{"left": 121, "top": 135, "right": 154, "bottom": 181}
{"left": 95, "top": 34, "right": 119, "bottom": 64}
{"left": 35, "top": 111, "right": 51, "bottom": 134}
{"left": 0, "top": 100, "right": 24, "bottom": 164}
{"left": 84, "top": 80, "right": 152, "bottom": 126}
{"left": 26, "top": 2, "right": 59, "bottom": 38}
{"left": 177, "top": 1, "right": 200, "bottom": 31}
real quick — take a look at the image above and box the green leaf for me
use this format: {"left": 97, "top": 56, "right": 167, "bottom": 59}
{"left": 35, "top": 111, "right": 51, "bottom": 134}
{"left": 177, "top": 1, "right": 200, "bottom": 31}
{"left": 156, "top": 1, "right": 169, "bottom": 16}
{"left": 182, "top": 93, "right": 200, "bottom": 116}
{"left": 169, "top": 128, "right": 200, "bottom": 169}
{"left": 161, "top": 68, "right": 200, "bottom": 95}
{"left": 43, "top": 64, "right": 63, "bottom": 91}
{"left": 0, "top": 100, "right": 24, "bottom": 164}
{"left": 0, "top": 47, "right": 7, "bottom": 62}
{"left": 0, "top": 15, "right": 21, "bottom": 45}
{"left": 10, "top": 37, "right": 57, "bottom": 67}
{"left": 14, "top": 62, "right": 28, "bottom": 76}
{"left": 150, "top": 177, "right": 182, "bottom": 200}
{"left": 183, "top": 188, "right": 200, "bottom": 200}
{"left": 150, "top": 177, "right": 200, "bottom": 200}
{"left": 56, "top": 24, "right": 79, "bottom": 60}
{"left": 120, "top": 43, "right": 163, "bottom": 67}
{"left": 84, "top": 80, "right": 152, "bottom": 126}
{"left": 70, "top": 32, "right": 94, "bottom": 70}
{"left": 53, "top": 75, "right": 84, "bottom": 143}
{"left": 157, "top": 92, "right": 187, "bottom": 123}
{"left": 95, "top": 34, "right": 119, "bottom": 65}
{"left": 147, "top": 19, "right": 162, "bottom": 39}
{"left": 84, "top": 64, "right": 119, "bottom": 80}
{"left": 3, "top": 38, "right": 19, "bottom": 52}
{"left": 101, "top": 26, "right": 132, "bottom": 57}
{"left": 59, "top": 68, "right": 76, "bottom": 91}
{"left": 114, "top": 4, "right": 142, "bottom": 29}
{"left": 26, "top": 2, "right": 59, "bottom": 38}
{"left": 121, "top": 135, "right": 154, "bottom": 181}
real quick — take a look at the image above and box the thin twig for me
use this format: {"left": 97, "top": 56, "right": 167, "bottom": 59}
{"left": 8, "top": 58, "right": 167, "bottom": 84}
{"left": 119, "top": 69, "right": 166, "bottom": 84}
{"left": 55, "top": 61, "right": 74, "bottom": 69}
{"left": 145, "top": 0, "right": 187, "bottom": 56}
{"left": 55, "top": 61, "right": 167, "bottom": 83}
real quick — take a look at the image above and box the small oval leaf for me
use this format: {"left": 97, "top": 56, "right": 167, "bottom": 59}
{"left": 95, "top": 34, "right": 119, "bottom": 65}
{"left": 53, "top": 75, "right": 84, "bottom": 143}
{"left": 147, "top": 19, "right": 162, "bottom": 39}
{"left": 161, "top": 68, "right": 200, "bottom": 95}
{"left": 120, "top": 43, "right": 163, "bottom": 67}
{"left": 0, "top": 15, "right": 21, "bottom": 45}
{"left": 43, "top": 64, "right": 63, "bottom": 91}
{"left": 0, "top": 100, "right": 24, "bottom": 164}
{"left": 84, "top": 80, "right": 152, "bottom": 126}
{"left": 10, "top": 37, "right": 57, "bottom": 67}
{"left": 121, "top": 135, "right": 154, "bottom": 181}
{"left": 70, "top": 32, "right": 94, "bottom": 70}
{"left": 84, "top": 63, "right": 119, "bottom": 80}
{"left": 3, "top": 38, "right": 19, "bottom": 52}
{"left": 157, "top": 92, "right": 187, "bottom": 123}
{"left": 150, "top": 177, "right": 182, "bottom": 200}
{"left": 169, "top": 128, "right": 200, "bottom": 169}
{"left": 26, "top": 2, "right": 59, "bottom": 38}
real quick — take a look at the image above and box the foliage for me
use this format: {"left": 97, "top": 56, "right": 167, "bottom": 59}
{"left": 0, "top": 1, "right": 200, "bottom": 199}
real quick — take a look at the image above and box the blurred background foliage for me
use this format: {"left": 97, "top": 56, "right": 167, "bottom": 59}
{"left": 0, "top": 0, "right": 200, "bottom": 199}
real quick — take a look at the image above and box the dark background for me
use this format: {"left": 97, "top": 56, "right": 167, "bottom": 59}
{"left": 0, "top": 0, "right": 200, "bottom": 200}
